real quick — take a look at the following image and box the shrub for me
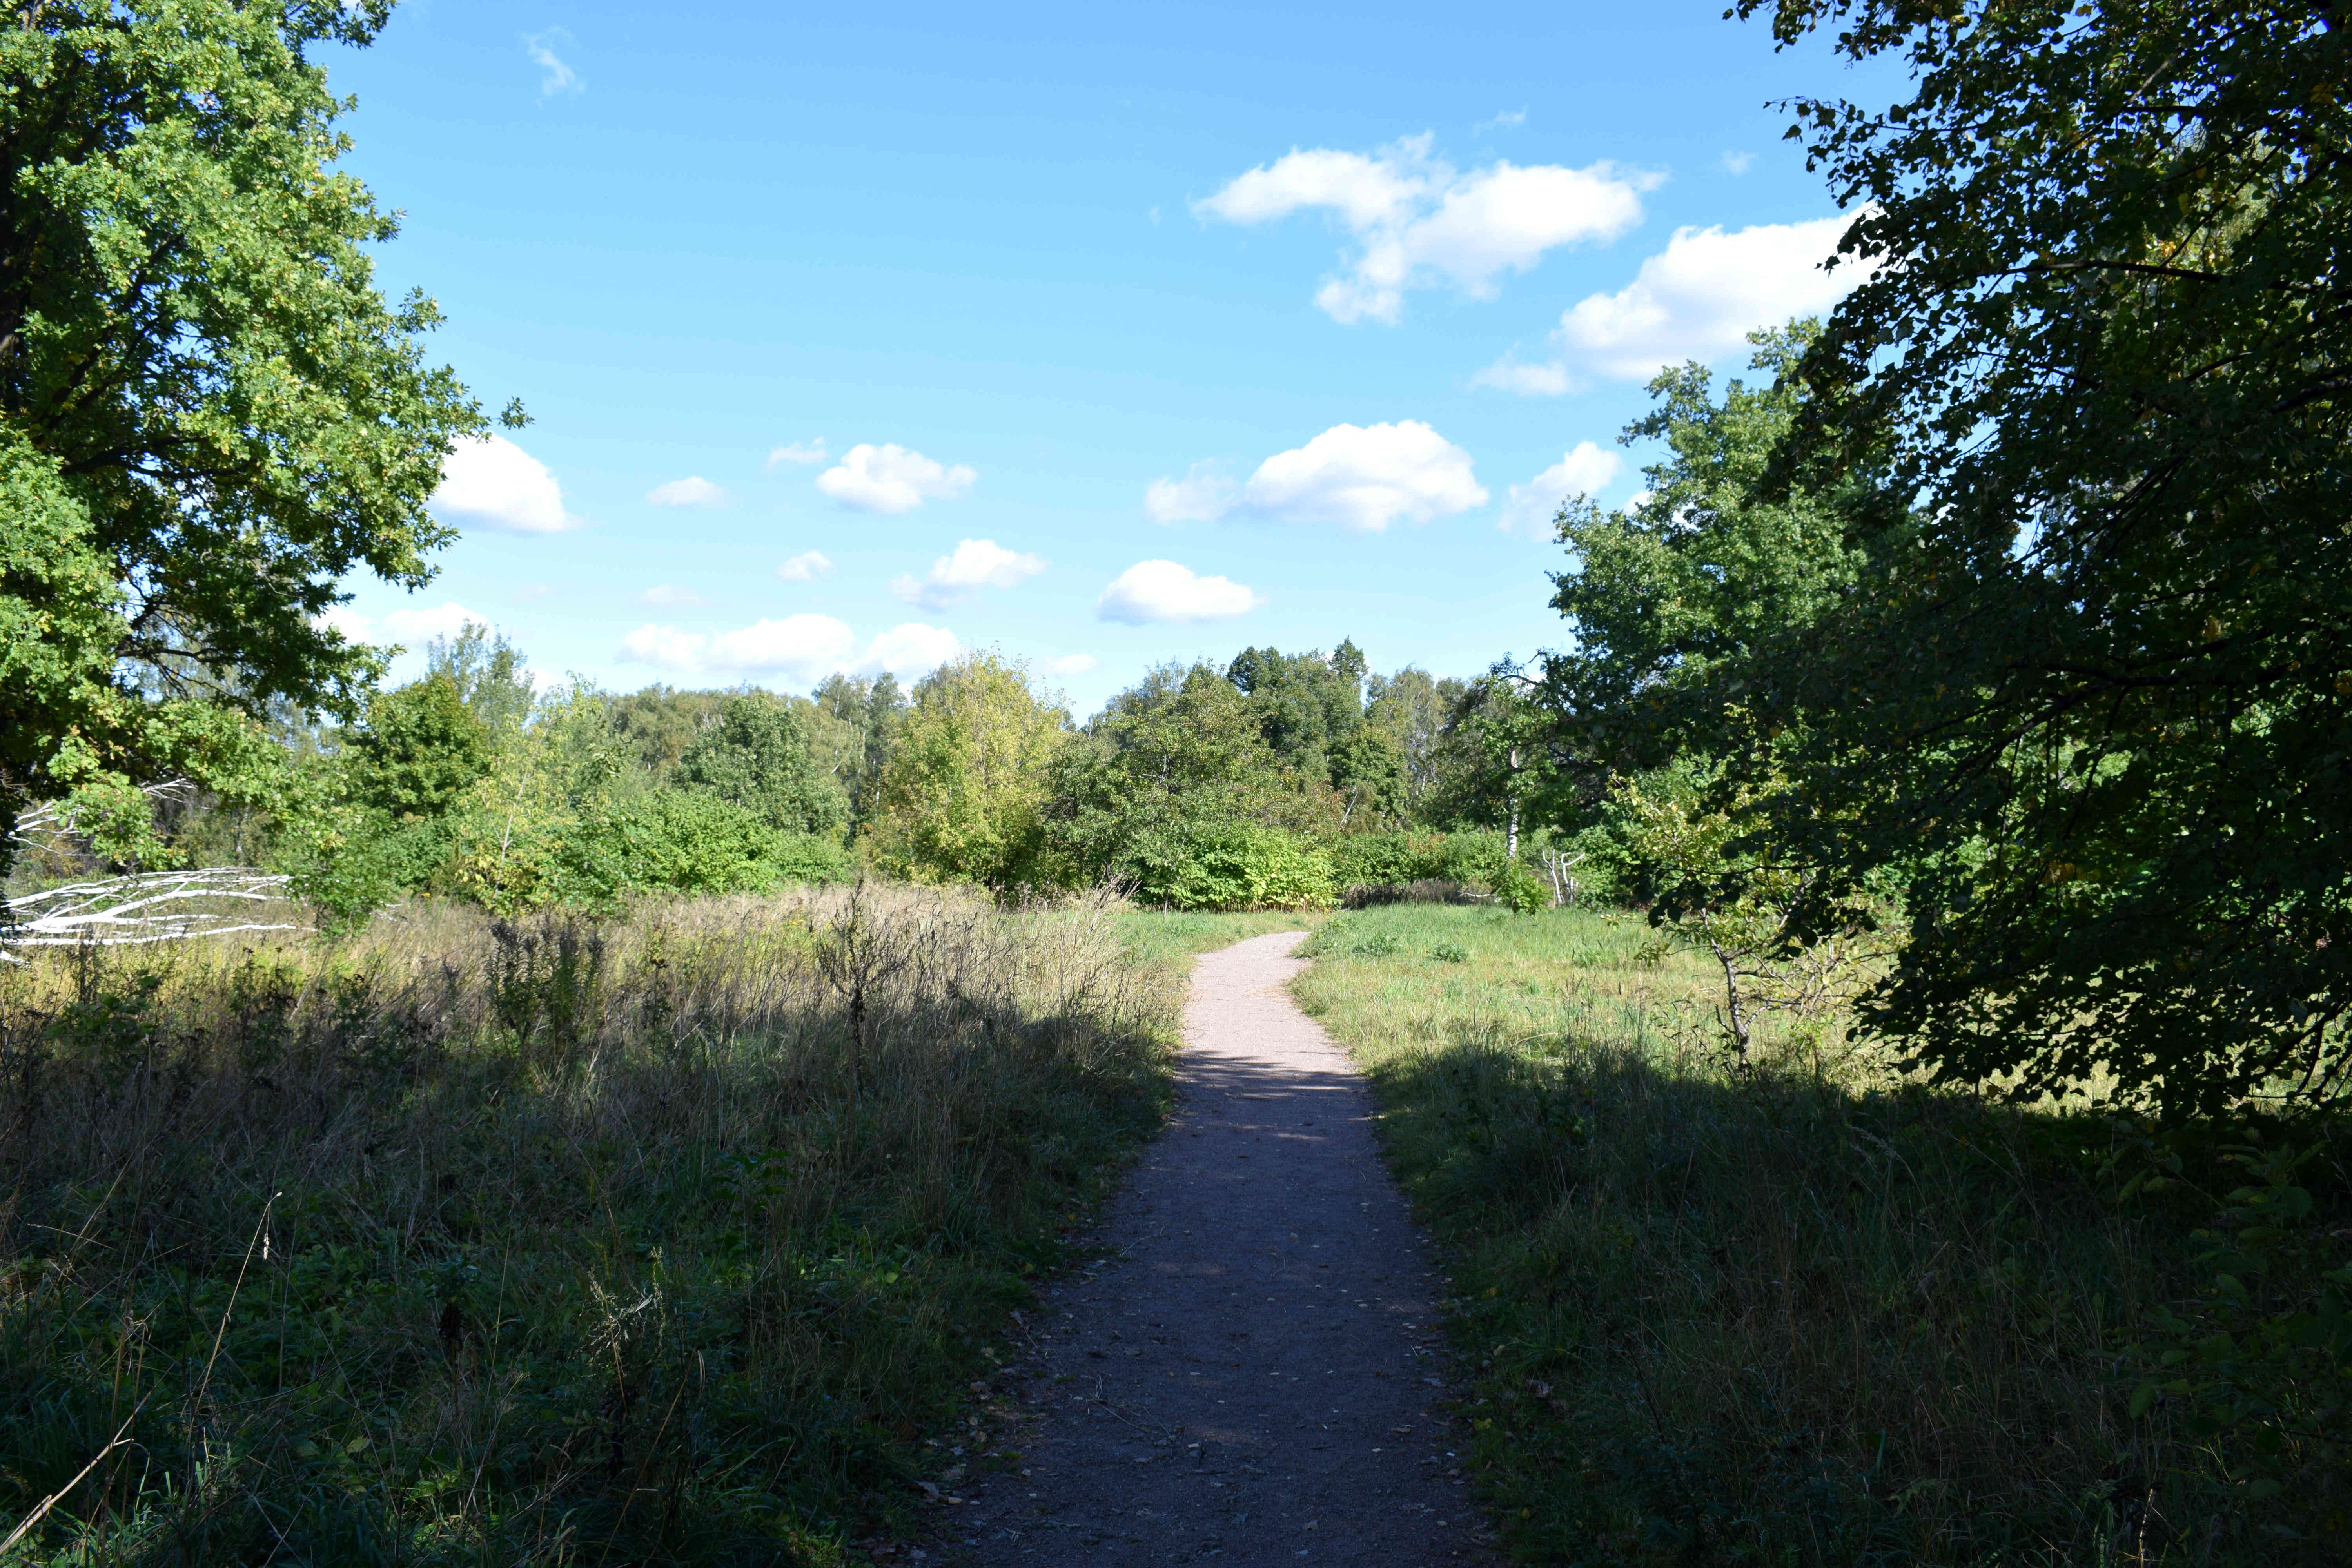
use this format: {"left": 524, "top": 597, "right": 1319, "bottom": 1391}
{"left": 1328, "top": 831, "right": 1510, "bottom": 903}
{"left": 1130, "top": 823, "right": 1335, "bottom": 911}
{"left": 433, "top": 791, "right": 846, "bottom": 913}
{"left": 611, "top": 789, "right": 846, "bottom": 895}
{"left": 1490, "top": 857, "right": 1552, "bottom": 914}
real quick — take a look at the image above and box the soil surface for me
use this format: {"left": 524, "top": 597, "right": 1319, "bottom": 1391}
{"left": 948, "top": 931, "right": 1494, "bottom": 1566}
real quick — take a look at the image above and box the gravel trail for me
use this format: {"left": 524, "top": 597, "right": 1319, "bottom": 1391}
{"left": 951, "top": 931, "right": 1492, "bottom": 1566}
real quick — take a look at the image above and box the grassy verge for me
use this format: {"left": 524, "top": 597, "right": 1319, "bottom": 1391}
{"left": 0, "top": 886, "right": 1180, "bottom": 1565}
{"left": 1290, "top": 903, "right": 2318, "bottom": 1565}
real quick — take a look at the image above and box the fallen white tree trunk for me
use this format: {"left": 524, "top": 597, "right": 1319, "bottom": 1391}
{"left": 1, "top": 867, "right": 305, "bottom": 957}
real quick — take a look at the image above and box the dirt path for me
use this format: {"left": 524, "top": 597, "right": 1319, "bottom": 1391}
{"left": 951, "top": 931, "right": 1493, "bottom": 1566}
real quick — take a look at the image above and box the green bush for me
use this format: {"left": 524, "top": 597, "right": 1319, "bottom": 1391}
{"left": 611, "top": 789, "right": 846, "bottom": 895}
{"left": 526, "top": 791, "right": 848, "bottom": 907}
{"left": 1130, "top": 823, "right": 1334, "bottom": 911}
{"left": 1328, "top": 831, "right": 1508, "bottom": 890}
{"left": 1491, "top": 857, "right": 1552, "bottom": 914}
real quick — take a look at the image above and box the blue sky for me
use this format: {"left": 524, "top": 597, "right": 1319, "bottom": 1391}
{"left": 323, "top": 0, "right": 1897, "bottom": 716}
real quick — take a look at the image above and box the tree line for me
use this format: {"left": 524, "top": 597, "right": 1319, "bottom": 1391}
{"left": 173, "top": 626, "right": 1553, "bottom": 923}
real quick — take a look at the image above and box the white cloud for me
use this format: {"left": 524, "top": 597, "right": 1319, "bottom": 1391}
{"left": 1196, "top": 134, "right": 1655, "bottom": 324}
{"left": 432, "top": 434, "right": 576, "bottom": 534}
{"left": 1476, "top": 108, "right": 1528, "bottom": 132}
{"left": 775, "top": 550, "right": 834, "bottom": 583}
{"left": 616, "top": 624, "right": 709, "bottom": 671}
{"left": 637, "top": 583, "right": 707, "bottom": 608}
{"left": 512, "top": 584, "right": 555, "bottom": 601}
{"left": 856, "top": 623, "right": 963, "bottom": 679}
{"left": 1477, "top": 214, "right": 1868, "bottom": 391}
{"left": 1096, "top": 561, "right": 1265, "bottom": 624}
{"left": 767, "top": 439, "right": 828, "bottom": 468}
{"left": 383, "top": 601, "right": 492, "bottom": 642}
{"left": 620, "top": 614, "right": 858, "bottom": 683}
{"left": 1501, "top": 442, "right": 1621, "bottom": 538}
{"left": 314, "top": 606, "right": 374, "bottom": 643}
{"left": 1474, "top": 361, "right": 1577, "bottom": 397}
{"left": 1047, "top": 653, "right": 1098, "bottom": 676}
{"left": 890, "top": 538, "right": 1048, "bottom": 612}
{"left": 815, "top": 443, "right": 976, "bottom": 515}
{"left": 1242, "top": 421, "right": 1486, "bottom": 532}
{"left": 617, "top": 614, "right": 962, "bottom": 684}
{"left": 647, "top": 475, "right": 727, "bottom": 508}
{"left": 1720, "top": 151, "right": 1756, "bottom": 175}
{"left": 524, "top": 29, "right": 581, "bottom": 95}
{"left": 1143, "top": 463, "right": 1238, "bottom": 525}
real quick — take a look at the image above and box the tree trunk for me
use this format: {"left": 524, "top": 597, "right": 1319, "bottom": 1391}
{"left": 1713, "top": 943, "right": 1751, "bottom": 1065}
{"left": 1505, "top": 746, "right": 1522, "bottom": 860}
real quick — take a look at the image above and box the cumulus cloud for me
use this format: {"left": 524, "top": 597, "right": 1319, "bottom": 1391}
{"left": 815, "top": 443, "right": 976, "bottom": 515}
{"left": 1143, "top": 463, "right": 1238, "bottom": 525}
{"left": 1096, "top": 561, "right": 1265, "bottom": 625}
{"left": 775, "top": 550, "right": 833, "bottom": 583}
{"left": 890, "top": 538, "right": 1048, "bottom": 612}
{"left": 1477, "top": 213, "right": 1868, "bottom": 391}
{"left": 1241, "top": 421, "right": 1486, "bottom": 532}
{"left": 856, "top": 623, "right": 963, "bottom": 679}
{"left": 432, "top": 434, "right": 576, "bottom": 534}
{"left": 620, "top": 614, "right": 858, "bottom": 683}
{"left": 1501, "top": 442, "right": 1622, "bottom": 538}
{"left": 1720, "top": 151, "right": 1756, "bottom": 175}
{"left": 1047, "top": 653, "right": 1098, "bottom": 677}
{"left": 647, "top": 475, "right": 727, "bottom": 508}
{"left": 637, "top": 583, "right": 707, "bottom": 608}
{"left": 767, "top": 439, "right": 828, "bottom": 468}
{"left": 524, "top": 29, "right": 581, "bottom": 95}
{"left": 1196, "top": 134, "right": 1655, "bottom": 324}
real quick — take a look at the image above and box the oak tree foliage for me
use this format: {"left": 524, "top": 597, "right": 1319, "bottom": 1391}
{"left": 0, "top": 0, "right": 486, "bottom": 873}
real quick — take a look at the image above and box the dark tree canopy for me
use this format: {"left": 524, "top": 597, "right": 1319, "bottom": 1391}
{"left": 1737, "top": 0, "right": 2352, "bottom": 1112}
{"left": 675, "top": 695, "right": 851, "bottom": 839}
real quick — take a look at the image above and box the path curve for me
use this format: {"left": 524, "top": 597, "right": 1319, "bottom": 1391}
{"left": 954, "top": 931, "right": 1492, "bottom": 1565}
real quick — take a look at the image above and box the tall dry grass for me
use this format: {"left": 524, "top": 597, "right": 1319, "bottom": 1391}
{"left": 1292, "top": 904, "right": 2337, "bottom": 1566}
{"left": 0, "top": 884, "right": 1177, "bottom": 1565}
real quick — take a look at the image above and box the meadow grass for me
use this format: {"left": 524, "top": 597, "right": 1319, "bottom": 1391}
{"left": 1289, "top": 903, "right": 2289, "bottom": 1566}
{"left": 0, "top": 885, "right": 1181, "bottom": 1566}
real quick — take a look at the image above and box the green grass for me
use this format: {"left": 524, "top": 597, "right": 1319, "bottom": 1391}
{"left": 1109, "top": 907, "right": 1321, "bottom": 972}
{"left": 1290, "top": 903, "right": 2325, "bottom": 1566}
{"left": 0, "top": 889, "right": 1181, "bottom": 1566}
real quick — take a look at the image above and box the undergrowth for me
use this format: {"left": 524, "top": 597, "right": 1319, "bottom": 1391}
{"left": 1293, "top": 904, "right": 2350, "bottom": 1566}
{"left": 0, "top": 886, "right": 1178, "bottom": 1565}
